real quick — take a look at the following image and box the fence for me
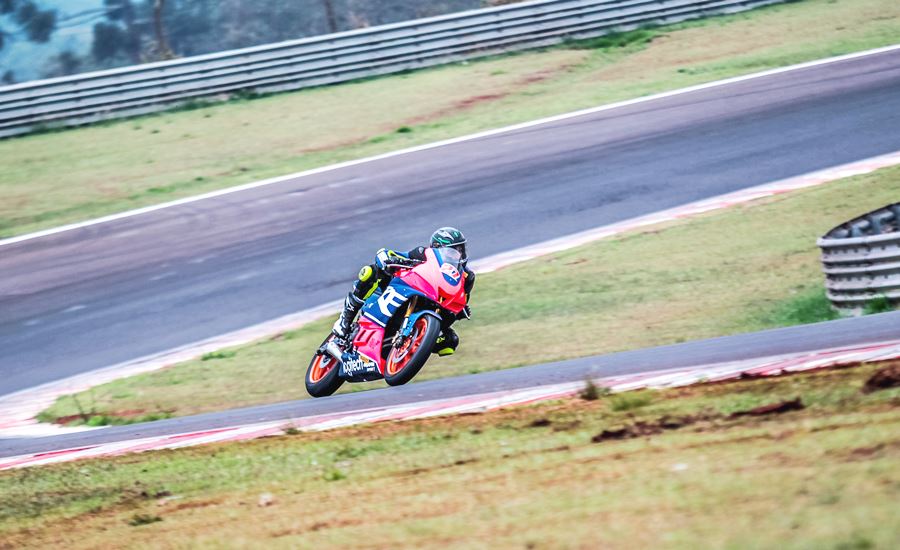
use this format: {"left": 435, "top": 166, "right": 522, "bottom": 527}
{"left": 0, "top": 0, "right": 788, "bottom": 138}
{"left": 819, "top": 203, "right": 900, "bottom": 313}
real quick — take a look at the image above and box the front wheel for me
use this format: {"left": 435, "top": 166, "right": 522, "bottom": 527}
{"left": 305, "top": 334, "right": 344, "bottom": 397}
{"left": 385, "top": 315, "right": 441, "bottom": 386}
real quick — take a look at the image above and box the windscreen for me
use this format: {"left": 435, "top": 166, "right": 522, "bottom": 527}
{"left": 434, "top": 246, "right": 462, "bottom": 269}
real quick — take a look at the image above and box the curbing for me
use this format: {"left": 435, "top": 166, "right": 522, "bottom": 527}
{"left": 2, "top": 337, "right": 899, "bottom": 469}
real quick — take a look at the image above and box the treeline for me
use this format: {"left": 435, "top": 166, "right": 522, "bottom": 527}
{"left": 3, "top": 0, "right": 522, "bottom": 82}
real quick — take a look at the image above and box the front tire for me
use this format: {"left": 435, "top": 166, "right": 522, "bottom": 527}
{"left": 384, "top": 315, "right": 441, "bottom": 386}
{"left": 305, "top": 334, "right": 344, "bottom": 397}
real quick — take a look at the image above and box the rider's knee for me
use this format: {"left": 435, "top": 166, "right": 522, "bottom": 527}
{"left": 358, "top": 264, "right": 375, "bottom": 282}
{"left": 352, "top": 264, "right": 385, "bottom": 300}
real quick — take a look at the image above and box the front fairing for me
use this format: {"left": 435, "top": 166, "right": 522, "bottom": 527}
{"left": 398, "top": 248, "right": 467, "bottom": 314}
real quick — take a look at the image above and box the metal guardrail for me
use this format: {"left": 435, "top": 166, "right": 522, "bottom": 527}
{"left": 0, "top": 0, "right": 787, "bottom": 138}
{"left": 819, "top": 203, "right": 900, "bottom": 312}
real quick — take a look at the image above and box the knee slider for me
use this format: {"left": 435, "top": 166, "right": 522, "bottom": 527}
{"left": 358, "top": 265, "right": 374, "bottom": 282}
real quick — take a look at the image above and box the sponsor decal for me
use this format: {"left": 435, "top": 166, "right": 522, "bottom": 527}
{"left": 341, "top": 353, "right": 378, "bottom": 376}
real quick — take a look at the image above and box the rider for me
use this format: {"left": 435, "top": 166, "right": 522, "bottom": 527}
{"left": 332, "top": 227, "right": 475, "bottom": 356}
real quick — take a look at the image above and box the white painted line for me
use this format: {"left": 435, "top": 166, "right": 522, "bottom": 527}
{"left": 2, "top": 43, "right": 898, "bottom": 249}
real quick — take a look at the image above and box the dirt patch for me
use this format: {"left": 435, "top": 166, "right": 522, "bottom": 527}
{"left": 397, "top": 457, "right": 481, "bottom": 478}
{"left": 591, "top": 414, "right": 703, "bottom": 443}
{"left": 553, "top": 420, "right": 582, "bottom": 432}
{"left": 272, "top": 517, "right": 367, "bottom": 538}
{"left": 831, "top": 440, "right": 900, "bottom": 463}
{"left": 400, "top": 64, "right": 576, "bottom": 128}
{"left": 847, "top": 443, "right": 886, "bottom": 460}
{"left": 170, "top": 499, "right": 219, "bottom": 512}
{"left": 862, "top": 364, "right": 900, "bottom": 393}
{"left": 51, "top": 409, "right": 162, "bottom": 426}
{"left": 730, "top": 398, "right": 805, "bottom": 418}
{"left": 297, "top": 136, "right": 368, "bottom": 154}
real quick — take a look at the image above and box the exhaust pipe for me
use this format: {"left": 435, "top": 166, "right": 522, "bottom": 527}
{"left": 324, "top": 340, "right": 344, "bottom": 363}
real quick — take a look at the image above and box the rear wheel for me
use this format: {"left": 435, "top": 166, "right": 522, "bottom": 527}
{"left": 305, "top": 335, "right": 344, "bottom": 397}
{"left": 385, "top": 315, "right": 441, "bottom": 386}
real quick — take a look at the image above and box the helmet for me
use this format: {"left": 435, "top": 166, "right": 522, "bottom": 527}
{"left": 430, "top": 226, "right": 467, "bottom": 260}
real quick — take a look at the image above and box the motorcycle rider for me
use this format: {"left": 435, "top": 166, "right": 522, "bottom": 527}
{"left": 332, "top": 227, "right": 474, "bottom": 356}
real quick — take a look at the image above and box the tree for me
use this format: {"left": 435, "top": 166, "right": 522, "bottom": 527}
{"left": 43, "top": 49, "right": 81, "bottom": 77}
{"left": 321, "top": 0, "right": 337, "bottom": 33}
{"left": 91, "top": 0, "right": 144, "bottom": 63}
{"left": 151, "top": 0, "right": 173, "bottom": 59}
{"left": 0, "top": 0, "right": 56, "bottom": 51}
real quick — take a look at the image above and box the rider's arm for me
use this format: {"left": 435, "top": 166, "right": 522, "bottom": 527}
{"left": 462, "top": 265, "right": 475, "bottom": 296}
{"left": 375, "top": 247, "right": 419, "bottom": 270}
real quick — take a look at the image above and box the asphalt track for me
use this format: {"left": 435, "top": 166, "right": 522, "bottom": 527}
{"left": 3, "top": 310, "right": 899, "bottom": 457}
{"left": 2, "top": 48, "right": 900, "bottom": 398}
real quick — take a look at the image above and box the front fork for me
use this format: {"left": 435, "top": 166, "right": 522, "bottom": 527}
{"left": 394, "top": 296, "right": 418, "bottom": 348}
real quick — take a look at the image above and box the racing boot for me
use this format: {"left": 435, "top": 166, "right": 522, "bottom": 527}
{"left": 332, "top": 293, "right": 364, "bottom": 341}
{"left": 432, "top": 326, "right": 460, "bottom": 356}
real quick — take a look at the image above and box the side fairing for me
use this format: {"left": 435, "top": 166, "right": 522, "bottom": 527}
{"left": 361, "top": 279, "right": 421, "bottom": 328}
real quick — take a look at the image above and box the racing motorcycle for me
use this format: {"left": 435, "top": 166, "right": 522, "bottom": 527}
{"left": 305, "top": 246, "right": 468, "bottom": 397}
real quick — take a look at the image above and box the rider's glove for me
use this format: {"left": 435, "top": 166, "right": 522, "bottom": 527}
{"left": 458, "top": 305, "right": 472, "bottom": 320}
{"left": 376, "top": 248, "right": 418, "bottom": 271}
{"left": 375, "top": 248, "right": 401, "bottom": 270}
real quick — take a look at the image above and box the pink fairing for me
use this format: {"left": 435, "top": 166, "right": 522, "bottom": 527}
{"left": 354, "top": 316, "right": 385, "bottom": 371}
{"left": 397, "top": 248, "right": 467, "bottom": 314}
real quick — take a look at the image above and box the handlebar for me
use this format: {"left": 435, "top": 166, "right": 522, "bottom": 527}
{"left": 384, "top": 257, "right": 423, "bottom": 270}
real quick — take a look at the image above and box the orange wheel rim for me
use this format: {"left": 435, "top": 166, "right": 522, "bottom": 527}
{"left": 387, "top": 317, "right": 427, "bottom": 376}
{"left": 309, "top": 346, "right": 336, "bottom": 383}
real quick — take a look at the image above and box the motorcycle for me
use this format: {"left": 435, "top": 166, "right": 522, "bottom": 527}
{"left": 305, "top": 246, "right": 468, "bottom": 397}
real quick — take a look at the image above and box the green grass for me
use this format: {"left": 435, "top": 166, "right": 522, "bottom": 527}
{"left": 2, "top": 363, "right": 899, "bottom": 548}
{"left": 36, "top": 164, "right": 900, "bottom": 423}
{"left": 564, "top": 28, "right": 660, "bottom": 50}
{"left": 201, "top": 350, "right": 238, "bottom": 361}
{"left": 864, "top": 295, "right": 898, "bottom": 315}
{"left": 609, "top": 391, "right": 654, "bottom": 411}
{"left": 1, "top": 0, "right": 899, "bottom": 237}
{"left": 767, "top": 287, "right": 841, "bottom": 325}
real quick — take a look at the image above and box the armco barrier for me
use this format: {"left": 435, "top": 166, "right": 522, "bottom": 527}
{"left": 0, "top": 0, "right": 787, "bottom": 138}
{"left": 819, "top": 203, "right": 900, "bottom": 312}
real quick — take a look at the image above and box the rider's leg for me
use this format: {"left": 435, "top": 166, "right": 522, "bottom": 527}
{"left": 333, "top": 264, "right": 383, "bottom": 338}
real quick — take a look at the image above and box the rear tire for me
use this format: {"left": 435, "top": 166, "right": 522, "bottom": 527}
{"left": 384, "top": 315, "right": 441, "bottom": 386}
{"left": 305, "top": 334, "right": 344, "bottom": 397}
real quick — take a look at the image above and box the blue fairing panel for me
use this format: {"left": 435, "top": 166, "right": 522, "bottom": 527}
{"left": 361, "top": 279, "right": 422, "bottom": 327}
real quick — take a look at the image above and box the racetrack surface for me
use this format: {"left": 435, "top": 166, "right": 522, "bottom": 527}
{"left": 2, "top": 310, "right": 898, "bottom": 458}
{"left": 1, "top": 48, "right": 900, "bottom": 396}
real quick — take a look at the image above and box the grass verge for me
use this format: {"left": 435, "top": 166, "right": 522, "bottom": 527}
{"left": 3, "top": 363, "right": 900, "bottom": 548}
{"left": 1, "top": 0, "right": 899, "bottom": 237}
{"left": 37, "top": 164, "right": 900, "bottom": 424}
